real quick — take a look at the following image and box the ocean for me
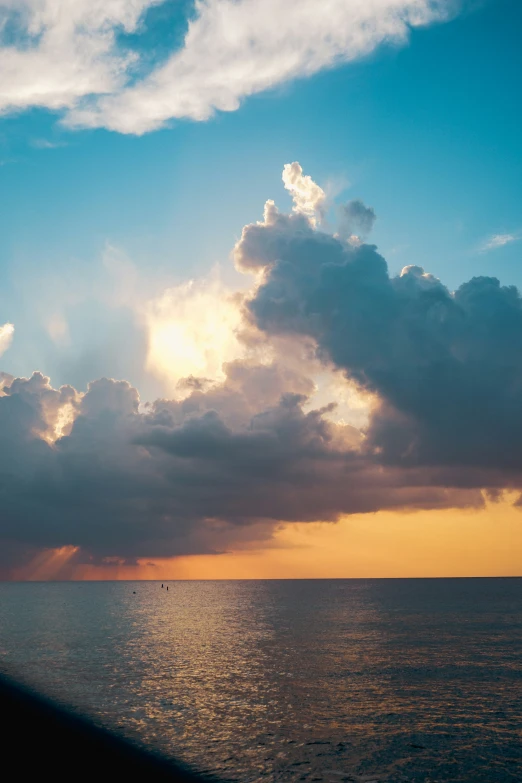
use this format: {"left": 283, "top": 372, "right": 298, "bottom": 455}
{"left": 0, "top": 578, "right": 520, "bottom": 782}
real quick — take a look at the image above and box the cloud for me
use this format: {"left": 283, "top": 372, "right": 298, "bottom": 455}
{"left": 45, "top": 312, "right": 70, "bottom": 344}
{"left": 0, "top": 322, "right": 14, "bottom": 356}
{"left": 238, "top": 173, "right": 522, "bottom": 475}
{"left": 0, "top": 0, "right": 156, "bottom": 114}
{"left": 282, "top": 162, "right": 326, "bottom": 224}
{"left": 338, "top": 198, "right": 377, "bottom": 239}
{"left": 30, "top": 138, "right": 68, "bottom": 150}
{"left": 480, "top": 233, "right": 519, "bottom": 252}
{"left": 0, "top": 360, "right": 481, "bottom": 577}
{"left": 0, "top": 0, "right": 455, "bottom": 134}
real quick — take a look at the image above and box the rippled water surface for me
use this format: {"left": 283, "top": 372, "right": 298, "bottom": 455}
{"left": 0, "top": 579, "right": 520, "bottom": 782}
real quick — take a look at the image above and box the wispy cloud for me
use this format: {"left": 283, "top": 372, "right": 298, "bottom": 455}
{"left": 480, "top": 233, "right": 520, "bottom": 252}
{"left": 0, "top": 0, "right": 457, "bottom": 135}
{"left": 0, "top": 322, "right": 14, "bottom": 357}
{"left": 30, "top": 138, "right": 68, "bottom": 150}
{"left": 0, "top": 0, "right": 154, "bottom": 117}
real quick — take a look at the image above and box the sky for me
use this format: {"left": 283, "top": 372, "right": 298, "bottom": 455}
{"left": 0, "top": 0, "right": 521, "bottom": 580}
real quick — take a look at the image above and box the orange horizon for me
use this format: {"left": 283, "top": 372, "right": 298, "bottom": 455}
{"left": 11, "top": 498, "right": 522, "bottom": 581}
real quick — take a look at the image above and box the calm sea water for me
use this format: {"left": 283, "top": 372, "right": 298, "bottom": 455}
{"left": 0, "top": 579, "right": 520, "bottom": 782}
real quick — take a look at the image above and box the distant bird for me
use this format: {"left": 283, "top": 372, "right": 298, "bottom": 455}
{"left": 133, "top": 591, "right": 136, "bottom": 594}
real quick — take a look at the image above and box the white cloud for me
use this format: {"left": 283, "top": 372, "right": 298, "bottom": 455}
{"left": 481, "top": 233, "right": 519, "bottom": 252}
{"left": 0, "top": 322, "right": 14, "bottom": 356}
{"left": 0, "top": 0, "right": 454, "bottom": 134}
{"left": 282, "top": 162, "right": 326, "bottom": 224}
{"left": 0, "top": 0, "right": 157, "bottom": 114}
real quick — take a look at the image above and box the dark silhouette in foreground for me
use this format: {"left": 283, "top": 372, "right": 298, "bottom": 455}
{"left": 0, "top": 674, "right": 217, "bottom": 782}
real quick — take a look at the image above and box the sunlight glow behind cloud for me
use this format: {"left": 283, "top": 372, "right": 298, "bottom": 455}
{"left": 144, "top": 273, "right": 246, "bottom": 394}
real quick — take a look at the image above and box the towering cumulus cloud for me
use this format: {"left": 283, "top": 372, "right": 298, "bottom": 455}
{"left": 3, "top": 162, "right": 522, "bottom": 576}
{"left": 238, "top": 189, "right": 522, "bottom": 475}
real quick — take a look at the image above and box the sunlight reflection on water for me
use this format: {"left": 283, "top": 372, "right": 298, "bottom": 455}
{"left": 0, "top": 579, "right": 520, "bottom": 782}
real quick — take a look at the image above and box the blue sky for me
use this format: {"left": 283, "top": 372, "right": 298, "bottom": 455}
{"left": 0, "top": 0, "right": 521, "bottom": 395}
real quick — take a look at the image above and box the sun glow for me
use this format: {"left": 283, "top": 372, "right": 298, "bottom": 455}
{"left": 56, "top": 499, "right": 522, "bottom": 581}
{"left": 144, "top": 275, "right": 246, "bottom": 395}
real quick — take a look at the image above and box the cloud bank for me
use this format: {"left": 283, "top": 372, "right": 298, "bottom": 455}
{"left": 3, "top": 161, "right": 522, "bottom": 577}
{"left": 0, "top": 364, "right": 480, "bottom": 578}
{"left": 0, "top": 0, "right": 455, "bottom": 134}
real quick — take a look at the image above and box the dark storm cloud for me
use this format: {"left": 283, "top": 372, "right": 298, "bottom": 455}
{"left": 238, "top": 202, "right": 522, "bottom": 474}
{"left": 0, "top": 363, "right": 480, "bottom": 575}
